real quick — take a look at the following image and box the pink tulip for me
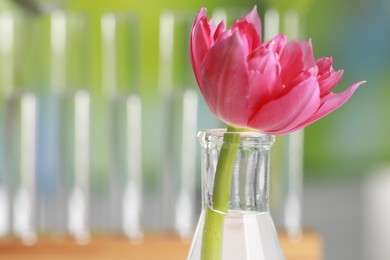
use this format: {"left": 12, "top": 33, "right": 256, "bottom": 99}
{"left": 190, "top": 6, "right": 365, "bottom": 134}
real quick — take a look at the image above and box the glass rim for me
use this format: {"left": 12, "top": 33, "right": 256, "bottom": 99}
{"left": 198, "top": 128, "right": 275, "bottom": 147}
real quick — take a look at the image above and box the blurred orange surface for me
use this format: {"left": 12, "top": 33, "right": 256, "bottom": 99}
{"left": 0, "top": 231, "right": 322, "bottom": 260}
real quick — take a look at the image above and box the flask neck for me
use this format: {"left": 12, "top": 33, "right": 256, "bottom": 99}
{"left": 198, "top": 129, "right": 274, "bottom": 214}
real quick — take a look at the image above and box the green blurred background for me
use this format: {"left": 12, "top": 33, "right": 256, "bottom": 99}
{"left": 47, "top": 0, "right": 390, "bottom": 177}
{"left": 77, "top": 0, "right": 386, "bottom": 179}
{"left": 1, "top": 0, "right": 388, "bottom": 178}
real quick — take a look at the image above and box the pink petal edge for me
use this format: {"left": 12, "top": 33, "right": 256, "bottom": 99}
{"left": 283, "top": 80, "right": 366, "bottom": 134}
{"left": 248, "top": 76, "right": 320, "bottom": 132}
{"left": 201, "top": 31, "right": 251, "bottom": 126}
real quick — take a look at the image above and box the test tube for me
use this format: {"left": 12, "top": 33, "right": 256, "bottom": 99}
{"left": 58, "top": 90, "right": 91, "bottom": 244}
{"left": 107, "top": 94, "right": 143, "bottom": 241}
{"left": 102, "top": 12, "right": 143, "bottom": 240}
{"left": 158, "top": 10, "right": 195, "bottom": 238}
{"left": 5, "top": 92, "right": 38, "bottom": 245}
{"left": 0, "top": 10, "right": 14, "bottom": 238}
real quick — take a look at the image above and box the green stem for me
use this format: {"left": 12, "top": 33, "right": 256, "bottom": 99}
{"left": 201, "top": 126, "right": 241, "bottom": 260}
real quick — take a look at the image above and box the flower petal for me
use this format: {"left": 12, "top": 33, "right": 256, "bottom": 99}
{"left": 231, "top": 15, "right": 261, "bottom": 53}
{"left": 280, "top": 40, "right": 303, "bottom": 84}
{"left": 319, "top": 69, "right": 344, "bottom": 96}
{"left": 248, "top": 76, "right": 320, "bottom": 133}
{"left": 316, "top": 57, "right": 332, "bottom": 74}
{"left": 247, "top": 50, "right": 283, "bottom": 110}
{"left": 247, "top": 49, "right": 278, "bottom": 73}
{"left": 248, "top": 70, "right": 282, "bottom": 114}
{"left": 264, "top": 34, "right": 287, "bottom": 57}
{"left": 201, "top": 32, "right": 250, "bottom": 126}
{"left": 316, "top": 56, "right": 344, "bottom": 95}
{"left": 286, "top": 81, "right": 366, "bottom": 133}
{"left": 190, "top": 9, "right": 213, "bottom": 93}
{"left": 299, "top": 40, "right": 316, "bottom": 70}
{"left": 287, "top": 66, "right": 318, "bottom": 92}
{"left": 241, "top": 6, "right": 262, "bottom": 40}
{"left": 213, "top": 20, "right": 226, "bottom": 42}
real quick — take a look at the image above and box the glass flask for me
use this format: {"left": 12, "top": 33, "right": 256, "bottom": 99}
{"left": 187, "top": 129, "right": 284, "bottom": 260}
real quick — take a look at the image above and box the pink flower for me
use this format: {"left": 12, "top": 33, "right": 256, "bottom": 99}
{"left": 190, "top": 6, "right": 365, "bottom": 134}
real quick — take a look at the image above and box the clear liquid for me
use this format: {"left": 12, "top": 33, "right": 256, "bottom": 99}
{"left": 188, "top": 210, "right": 284, "bottom": 260}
